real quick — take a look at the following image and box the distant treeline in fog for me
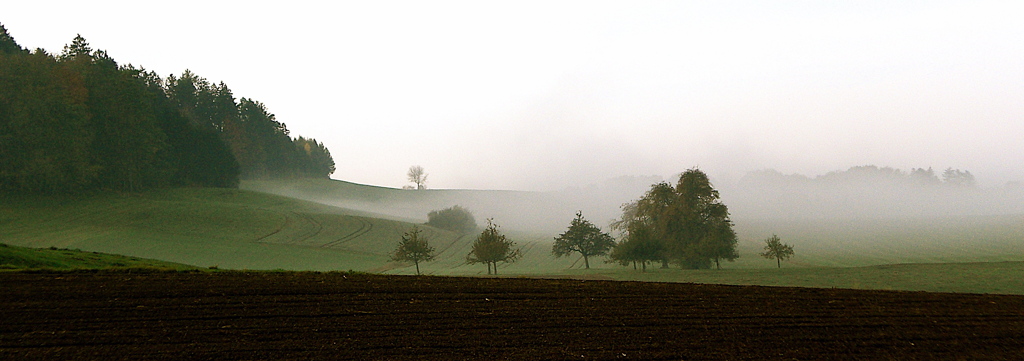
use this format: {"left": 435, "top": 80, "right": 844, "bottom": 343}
{"left": 0, "top": 24, "right": 335, "bottom": 194}
{"left": 725, "top": 166, "right": 1023, "bottom": 219}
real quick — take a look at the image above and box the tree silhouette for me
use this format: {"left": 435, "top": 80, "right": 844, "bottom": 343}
{"left": 407, "top": 165, "right": 427, "bottom": 190}
{"left": 760, "top": 234, "right": 794, "bottom": 268}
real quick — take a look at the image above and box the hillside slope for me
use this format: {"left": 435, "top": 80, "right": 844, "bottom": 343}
{"left": 0, "top": 243, "right": 195, "bottom": 271}
{"left": 0, "top": 188, "right": 448, "bottom": 271}
{"left": 0, "top": 187, "right": 574, "bottom": 275}
{"left": 243, "top": 178, "right": 1024, "bottom": 268}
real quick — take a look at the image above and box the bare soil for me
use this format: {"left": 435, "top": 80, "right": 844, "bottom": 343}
{"left": 2, "top": 272, "right": 1023, "bottom": 360}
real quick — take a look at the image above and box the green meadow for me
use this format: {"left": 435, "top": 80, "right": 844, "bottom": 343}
{"left": 0, "top": 243, "right": 195, "bottom": 271}
{"left": 2, "top": 179, "right": 1023, "bottom": 294}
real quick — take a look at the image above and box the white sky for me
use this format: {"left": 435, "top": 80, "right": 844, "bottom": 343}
{"left": 5, "top": 1, "right": 1024, "bottom": 190}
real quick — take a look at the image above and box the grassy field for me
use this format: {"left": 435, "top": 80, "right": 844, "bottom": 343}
{"left": 3, "top": 180, "right": 1023, "bottom": 294}
{"left": 545, "top": 261, "right": 1024, "bottom": 294}
{"left": 0, "top": 243, "right": 196, "bottom": 271}
{"left": 0, "top": 188, "right": 430, "bottom": 271}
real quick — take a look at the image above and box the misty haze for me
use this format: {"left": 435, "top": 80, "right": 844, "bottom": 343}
{"left": 3, "top": 2, "right": 1024, "bottom": 358}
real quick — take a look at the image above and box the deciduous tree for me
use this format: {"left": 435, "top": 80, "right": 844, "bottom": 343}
{"left": 609, "top": 168, "right": 738, "bottom": 269}
{"left": 426, "top": 205, "right": 477, "bottom": 233}
{"left": 760, "top": 234, "right": 794, "bottom": 268}
{"left": 552, "top": 212, "right": 615, "bottom": 269}
{"left": 407, "top": 165, "right": 427, "bottom": 190}
{"left": 390, "top": 227, "right": 435, "bottom": 275}
{"left": 607, "top": 224, "right": 662, "bottom": 272}
{"left": 466, "top": 219, "right": 520, "bottom": 275}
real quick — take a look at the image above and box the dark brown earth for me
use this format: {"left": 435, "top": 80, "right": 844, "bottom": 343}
{"left": 2, "top": 272, "right": 1023, "bottom": 360}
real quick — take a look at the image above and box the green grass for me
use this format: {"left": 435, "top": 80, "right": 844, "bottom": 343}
{"left": 0, "top": 243, "right": 195, "bottom": 271}
{"left": 543, "top": 261, "right": 1024, "bottom": 294}
{"left": 0, "top": 187, "right": 447, "bottom": 271}
{"left": 3, "top": 181, "right": 1024, "bottom": 294}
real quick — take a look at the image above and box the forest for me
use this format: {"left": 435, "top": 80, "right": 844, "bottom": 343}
{"left": 0, "top": 24, "right": 334, "bottom": 194}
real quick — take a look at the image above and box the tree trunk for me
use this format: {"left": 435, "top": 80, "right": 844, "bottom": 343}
{"left": 414, "top": 260, "right": 420, "bottom": 275}
{"left": 777, "top": 258, "right": 781, "bottom": 268}
{"left": 583, "top": 255, "right": 590, "bottom": 269}
{"left": 492, "top": 261, "right": 498, "bottom": 275}
{"left": 641, "top": 261, "right": 647, "bottom": 272}
{"left": 715, "top": 258, "right": 720, "bottom": 270}
{"left": 661, "top": 260, "right": 669, "bottom": 269}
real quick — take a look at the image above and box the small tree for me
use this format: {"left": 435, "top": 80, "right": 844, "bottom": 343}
{"left": 466, "top": 219, "right": 521, "bottom": 275}
{"left": 426, "top": 205, "right": 477, "bottom": 233}
{"left": 407, "top": 165, "right": 428, "bottom": 190}
{"left": 390, "top": 226, "right": 436, "bottom": 275}
{"left": 552, "top": 212, "right": 616, "bottom": 269}
{"left": 759, "top": 234, "right": 794, "bottom": 268}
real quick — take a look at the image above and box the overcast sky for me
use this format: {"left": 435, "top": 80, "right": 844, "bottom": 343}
{"left": 5, "top": 1, "right": 1023, "bottom": 190}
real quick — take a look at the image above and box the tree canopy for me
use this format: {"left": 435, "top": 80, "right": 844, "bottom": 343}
{"left": 390, "top": 227, "right": 436, "bottom": 275}
{"left": 466, "top": 219, "right": 521, "bottom": 275}
{"left": 610, "top": 168, "right": 739, "bottom": 270}
{"left": 426, "top": 205, "right": 477, "bottom": 233}
{"left": 0, "top": 25, "right": 335, "bottom": 194}
{"left": 552, "top": 212, "right": 615, "bottom": 269}
{"left": 760, "top": 234, "right": 794, "bottom": 268}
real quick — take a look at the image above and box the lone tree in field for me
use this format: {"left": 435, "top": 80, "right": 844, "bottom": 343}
{"left": 466, "top": 219, "right": 521, "bottom": 275}
{"left": 426, "top": 205, "right": 477, "bottom": 233}
{"left": 552, "top": 211, "right": 615, "bottom": 269}
{"left": 390, "top": 226, "right": 436, "bottom": 275}
{"left": 760, "top": 234, "right": 794, "bottom": 268}
{"left": 407, "top": 165, "right": 428, "bottom": 190}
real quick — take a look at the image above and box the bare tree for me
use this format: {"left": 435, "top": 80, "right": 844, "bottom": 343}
{"left": 407, "top": 165, "right": 428, "bottom": 190}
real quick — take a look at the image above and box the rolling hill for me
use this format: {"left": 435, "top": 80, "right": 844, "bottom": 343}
{"left": 3, "top": 179, "right": 1023, "bottom": 293}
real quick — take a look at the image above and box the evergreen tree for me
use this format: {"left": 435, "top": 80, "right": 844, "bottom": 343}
{"left": 0, "top": 49, "right": 93, "bottom": 193}
{"left": 293, "top": 136, "right": 336, "bottom": 178}
{"left": 59, "top": 41, "right": 167, "bottom": 192}
{"left": 0, "top": 24, "right": 327, "bottom": 193}
{"left": 0, "top": 23, "right": 27, "bottom": 55}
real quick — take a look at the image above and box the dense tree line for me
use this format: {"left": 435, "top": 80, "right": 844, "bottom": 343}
{"left": 0, "top": 25, "right": 334, "bottom": 194}
{"left": 740, "top": 165, "right": 977, "bottom": 188}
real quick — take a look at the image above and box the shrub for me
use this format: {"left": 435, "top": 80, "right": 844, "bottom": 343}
{"left": 426, "top": 205, "right": 477, "bottom": 233}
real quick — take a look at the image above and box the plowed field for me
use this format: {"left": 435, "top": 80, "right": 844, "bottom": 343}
{"left": 2, "top": 272, "right": 1023, "bottom": 360}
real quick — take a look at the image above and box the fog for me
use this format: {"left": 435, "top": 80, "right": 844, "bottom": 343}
{"left": 5, "top": 2, "right": 1023, "bottom": 192}
{"left": 248, "top": 165, "right": 1024, "bottom": 237}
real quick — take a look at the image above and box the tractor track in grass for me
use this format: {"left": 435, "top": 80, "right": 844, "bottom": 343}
{"left": 2, "top": 272, "right": 1023, "bottom": 360}
{"left": 252, "top": 213, "right": 289, "bottom": 244}
{"left": 320, "top": 217, "right": 373, "bottom": 249}
{"left": 290, "top": 212, "right": 324, "bottom": 245}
